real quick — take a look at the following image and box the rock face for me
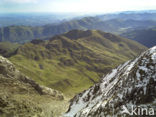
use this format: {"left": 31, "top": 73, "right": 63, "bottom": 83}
{"left": 0, "top": 56, "right": 64, "bottom": 117}
{"left": 65, "top": 46, "right": 156, "bottom": 117}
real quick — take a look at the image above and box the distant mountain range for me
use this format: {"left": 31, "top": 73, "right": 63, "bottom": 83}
{"left": 0, "top": 13, "right": 82, "bottom": 27}
{"left": 1, "top": 10, "right": 156, "bottom": 27}
{"left": 1, "top": 30, "right": 146, "bottom": 96}
{"left": 98, "top": 12, "right": 156, "bottom": 21}
{"left": 65, "top": 46, "right": 156, "bottom": 117}
{"left": 0, "top": 17, "right": 156, "bottom": 43}
{"left": 121, "top": 27, "right": 156, "bottom": 47}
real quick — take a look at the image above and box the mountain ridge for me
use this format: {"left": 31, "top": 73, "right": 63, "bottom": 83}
{"left": 8, "top": 30, "right": 147, "bottom": 96}
{"left": 1, "top": 16, "right": 156, "bottom": 43}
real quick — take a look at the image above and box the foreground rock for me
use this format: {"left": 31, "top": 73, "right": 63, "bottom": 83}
{"left": 0, "top": 56, "right": 65, "bottom": 117}
{"left": 65, "top": 46, "right": 156, "bottom": 117}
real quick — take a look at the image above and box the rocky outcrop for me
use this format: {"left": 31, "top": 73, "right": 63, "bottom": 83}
{"left": 65, "top": 46, "right": 156, "bottom": 117}
{"left": 41, "top": 86, "right": 64, "bottom": 100}
{"left": 0, "top": 56, "right": 64, "bottom": 117}
{"left": 0, "top": 56, "right": 64, "bottom": 99}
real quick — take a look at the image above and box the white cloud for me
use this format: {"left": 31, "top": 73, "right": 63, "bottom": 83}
{"left": 1, "top": 0, "right": 156, "bottom": 13}
{"left": 3, "top": 0, "right": 38, "bottom": 3}
{"left": 50, "top": 0, "right": 156, "bottom": 13}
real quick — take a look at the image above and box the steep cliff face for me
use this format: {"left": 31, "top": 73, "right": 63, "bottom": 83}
{"left": 65, "top": 46, "right": 156, "bottom": 117}
{"left": 0, "top": 56, "right": 64, "bottom": 117}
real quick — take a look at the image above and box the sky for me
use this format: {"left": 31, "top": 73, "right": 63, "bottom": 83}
{"left": 0, "top": 0, "right": 156, "bottom": 13}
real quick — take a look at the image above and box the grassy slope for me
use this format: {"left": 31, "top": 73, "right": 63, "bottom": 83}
{"left": 0, "top": 81, "right": 68, "bottom": 117}
{"left": 0, "top": 55, "right": 68, "bottom": 117}
{"left": 9, "top": 30, "right": 147, "bottom": 96}
{"left": 0, "top": 41, "right": 20, "bottom": 57}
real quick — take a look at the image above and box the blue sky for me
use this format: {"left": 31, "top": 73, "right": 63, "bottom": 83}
{"left": 0, "top": 0, "right": 156, "bottom": 13}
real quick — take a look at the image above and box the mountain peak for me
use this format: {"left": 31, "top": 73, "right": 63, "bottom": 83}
{"left": 64, "top": 46, "right": 156, "bottom": 117}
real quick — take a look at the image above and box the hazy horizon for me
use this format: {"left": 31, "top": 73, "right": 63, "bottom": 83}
{"left": 0, "top": 0, "right": 156, "bottom": 14}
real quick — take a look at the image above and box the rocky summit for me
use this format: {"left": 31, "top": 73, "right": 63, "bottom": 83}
{"left": 65, "top": 46, "right": 156, "bottom": 117}
{"left": 0, "top": 56, "right": 65, "bottom": 117}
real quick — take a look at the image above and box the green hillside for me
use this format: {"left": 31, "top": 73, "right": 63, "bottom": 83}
{"left": 0, "top": 41, "right": 20, "bottom": 57}
{"left": 9, "top": 30, "right": 147, "bottom": 96}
